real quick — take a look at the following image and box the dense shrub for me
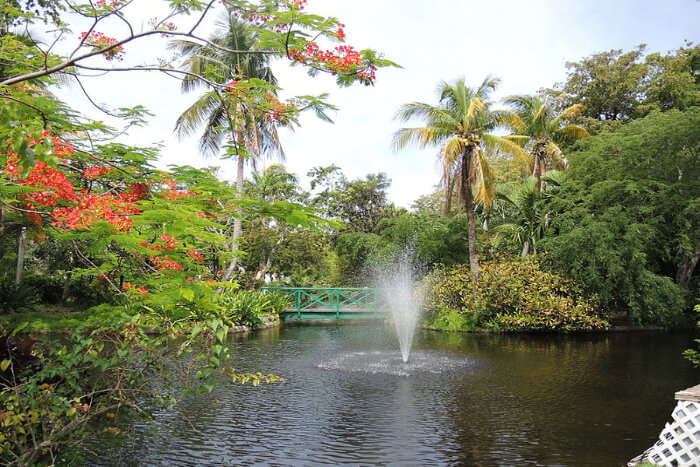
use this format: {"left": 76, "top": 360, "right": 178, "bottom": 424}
{"left": 423, "top": 257, "right": 609, "bottom": 332}
{"left": 218, "top": 290, "right": 291, "bottom": 328}
{"left": 0, "top": 280, "right": 39, "bottom": 314}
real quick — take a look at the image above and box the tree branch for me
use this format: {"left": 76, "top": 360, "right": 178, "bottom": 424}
{"left": 0, "top": 95, "right": 49, "bottom": 128}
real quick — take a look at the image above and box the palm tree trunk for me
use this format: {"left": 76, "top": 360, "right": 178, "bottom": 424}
{"left": 533, "top": 141, "right": 548, "bottom": 192}
{"left": 221, "top": 154, "right": 245, "bottom": 282}
{"left": 462, "top": 152, "right": 479, "bottom": 281}
{"left": 444, "top": 174, "right": 454, "bottom": 217}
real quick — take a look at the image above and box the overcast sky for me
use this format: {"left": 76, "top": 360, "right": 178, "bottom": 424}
{"left": 50, "top": 0, "right": 699, "bottom": 207}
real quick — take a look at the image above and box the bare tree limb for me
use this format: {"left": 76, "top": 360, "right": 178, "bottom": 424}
{"left": 189, "top": 0, "right": 216, "bottom": 35}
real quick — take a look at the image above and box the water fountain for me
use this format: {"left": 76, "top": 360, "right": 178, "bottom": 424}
{"left": 376, "top": 248, "right": 423, "bottom": 363}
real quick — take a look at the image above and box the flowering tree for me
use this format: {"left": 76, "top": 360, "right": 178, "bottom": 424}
{"left": 0, "top": 1, "right": 395, "bottom": 463}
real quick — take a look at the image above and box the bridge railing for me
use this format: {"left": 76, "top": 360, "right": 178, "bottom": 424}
{"left": 260, "top": 287, "right": 382, "bottom": 318}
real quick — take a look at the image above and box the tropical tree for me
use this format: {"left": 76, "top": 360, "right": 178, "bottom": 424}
{"left": 493, "top": 170, "right": 566, "bottom": 256}
{"left": 245, "top": 164, "right": 302, "bottom": 203}
{"left": 504, "top": 94, "right": 588, "bottom": 190}
{"left": 172, "top": 9, "right": 284, "bottom": 281}
{"left": 393, "top": 77, "right": 526, "bottom": 280}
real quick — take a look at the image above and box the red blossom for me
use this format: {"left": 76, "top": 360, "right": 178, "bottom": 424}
{"left": 123, "top": 282, "right": 148, "bottom": 293}
{"left": 83, "top": 166, "right": 112, "bottom": 179}
{"left": 187, "top": 249, "right": 205, "bottom": 264}
{"left": 288, "top": 43, "right": 376, "bottom": 83}
{"left": 52, "top": 137, "right": 74, "bottom": 159}
{"left": 51, "top": 192, "right": 140, "bottom": 231}
{"left": 120, "top": 182, "right": 149, "bottom": 202}
{"left": 80, "top": 31, "right": 124, "bottom": 60}
{"left": 164, "top": 190, "right": 195, "bottom": 200}
{"left": 150, "top": 256, "right": 183, "bottom": 271}
{"left": 21, "top": 161, "right": 76, "bottom": 207}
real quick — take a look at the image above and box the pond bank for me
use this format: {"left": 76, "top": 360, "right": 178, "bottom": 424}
{"left": 420, "top": 324, "right": 668, "bottom": 333}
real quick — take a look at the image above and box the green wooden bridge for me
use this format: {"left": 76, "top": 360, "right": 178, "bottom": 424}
{"left": 261, "top": 287, "right": 386, "bottom": 320}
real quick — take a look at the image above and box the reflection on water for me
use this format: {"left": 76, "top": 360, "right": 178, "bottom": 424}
{"left": 88, "top": 325, "right": 698, "bottom": 466}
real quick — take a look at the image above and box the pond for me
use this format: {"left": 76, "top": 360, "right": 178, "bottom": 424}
{"left": 90, "top": 325, "right": 697, "bottom": 466}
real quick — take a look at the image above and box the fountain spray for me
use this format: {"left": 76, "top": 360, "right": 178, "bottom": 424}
{"left": 377, "top": 247, "right": 423, "bottom": 363}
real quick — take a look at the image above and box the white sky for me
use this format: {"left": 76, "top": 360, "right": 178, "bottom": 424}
{"left": 48, "top": 0, "right": 699, "bottom": 207}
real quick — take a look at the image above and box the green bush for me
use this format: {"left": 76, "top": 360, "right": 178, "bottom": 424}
{"left": 0, "top": 280, "right": 39, "bottom": 314}
{"left": 217, "top": 290, "right": 291, "bottom": 328}
{"left": 424, "top": 257, "right": 609, "bottom": 332}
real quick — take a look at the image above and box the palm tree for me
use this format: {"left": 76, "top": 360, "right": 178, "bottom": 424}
{"left": 493, "top": 170, "right": 566, "bottom": 256}
{"left": 245, "top": 164, "right": 301, "bottom": 203}
{"left": 394, "top": 77, "right": 527, "bottom": 280}
{"left": 504, "top": 94, "right": 588, "bottom": 190}
{"left": 171, "top": 9, "right": 283, "bottom": 281}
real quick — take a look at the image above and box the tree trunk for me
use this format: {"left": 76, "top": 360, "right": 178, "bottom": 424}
{"left": 61, "top": 272, "right": 72, "bottom": 304}
{"left": 462, "top": 152, "right": 479, "bottom": 282}
{"left": 221, "top": 154, "right": 245, "bottom": 283}
{"left": 61, "top": 253, "right": 73, "bottom": 304}
{"left": 533, "top": 140, "right": 548, "bottom": 192}
{"left": 676, "top": 249, "right": 700, "bottom": 289}
{"left": 520, "top": 240, "right": 530, "bottom": 257}
{"left": 15, "top": 227, "right": 25, "bottom": 285}
{"left": 222, "top": 155, "right": 245, "bottom": 282}
{"left": 444, "top": 175, "right": 454, "bottom": 217}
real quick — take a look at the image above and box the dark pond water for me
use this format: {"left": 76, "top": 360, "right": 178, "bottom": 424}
{"left": 91, "top": 325, "right": 697, "bottom": 466}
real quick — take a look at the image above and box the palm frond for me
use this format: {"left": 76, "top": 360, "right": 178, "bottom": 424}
{"left": 465, "top": 96, "right": 485, "bottom": 125}
{"left": 541, "top": 169, "right": 567, "bottom": 186}
{"left": 473, "top": 149, "right": 496, "bottom": 208}
{"left": 557, "top": 103, "right": 586, "bottom": 122}
{"left": 560, "top": 124, "right": 589, "bottom": 139}
{"left": 392, "top": 127, "right": 450, "bottom": 151}
{"left": 482, "top": 133, "right": 531, "bottom": 166}
{"left": 174, "top": 91, "right": 223, "bottom": 140}
{"left": 476, "top": 75, "right": 500, "bottom": 99}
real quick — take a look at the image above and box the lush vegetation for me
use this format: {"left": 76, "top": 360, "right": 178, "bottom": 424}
{"left": 0, "top": 0, "right": 698, "bottom": 462}
{"left": 423, "top": 258, "right": 609, "bottom": 332}
{"left": 0, "top": 0, "right": 396, "bottom": 463}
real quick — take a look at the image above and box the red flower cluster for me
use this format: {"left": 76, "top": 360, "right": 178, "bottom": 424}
{"left": 26, "top": 130, "right": 51, "bottom": 148}
{"left": 224, "top": 81, "right": 250, "bottom": 94}
{"left": 121, "top": 182, "right": 149, "bottom": 202}
{"left": 150, "top": 256, "right": 184, "bottom": 271}
{"left": 83, "top": 166, "right": 112, "bottom": 179}
{"left": 265, "top": 98, "right": 296, "bottom": 122}
{"left": 187, "top": 249, "right": 205, "bottom": 264}
{"left": 21, "top": 161, "right": 76, "bottom": 206}
{"left": 231, "top": 0, "right": 306, "bottom": 32}
{"left": 80, "top": 31, "right": 124, "bottom": 61}
{"left": 123, "top": 282, "right": 148, "bottom": 293}
{"left": 161, "top": 178, "right": 195, "bottom": 200}
{"left": 4, "top": 153, "right": 21, "bottom": 177}
{"left": 95, "top": 0, "right": 120, "bottom": 8}
{"left": 52, "top": 137, "right": 74, "bottom": 159}
{"left": 289, "top": 44, "right": 376, "bottom": 83}
{"left": 141, "top": 233, "right": 179, "bottom": 251}
{"left": 51, "top": 192, "right": 140, "bottom": 231}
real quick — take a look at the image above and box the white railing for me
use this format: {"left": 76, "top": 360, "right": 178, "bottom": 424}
{"left": 628, "top": 384, "right": 700, "bottom": 467}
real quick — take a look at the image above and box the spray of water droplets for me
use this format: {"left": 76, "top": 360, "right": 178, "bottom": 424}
{"left": 375, "top": 247, "right": 423, "bottom": 363}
